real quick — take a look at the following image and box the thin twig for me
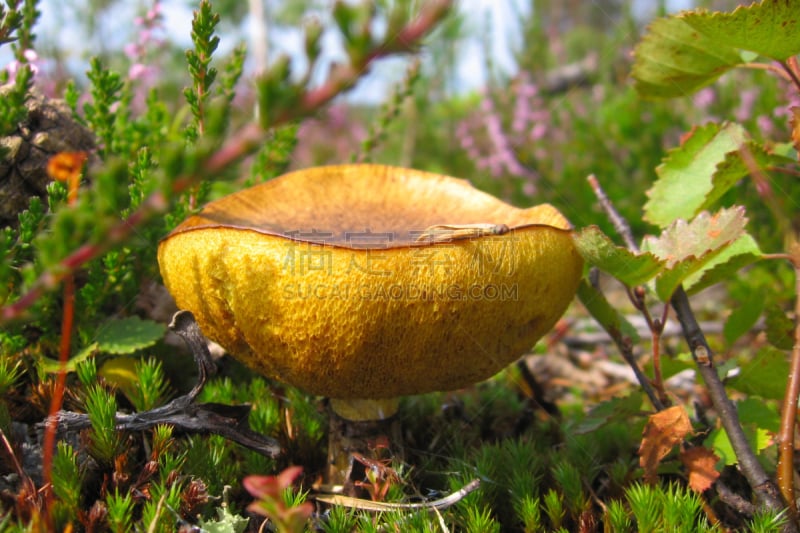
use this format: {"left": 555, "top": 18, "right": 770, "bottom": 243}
{"left": 314, "top": 478, "right": 480, "bottom": 512}
{"left": 587, "top": 175, "right": 638, "bottom": 251}
{"left": 585, "top": 176, "right": 665, "bottom": 410}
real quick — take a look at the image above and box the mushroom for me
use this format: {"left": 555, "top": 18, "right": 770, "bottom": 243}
{"left": 157, "top": 164, "right": 583, "bottom": 484}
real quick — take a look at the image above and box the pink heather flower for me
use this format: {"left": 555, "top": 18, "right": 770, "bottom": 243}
{"left": 530, "top": 123, "right": 547, "bottom": 141}
{"left": 6, "top": 49, "right": 40, "bottom": 81}
{"left": 522, "top": 180, "right": 536, "bottom": 197}
{"left": 693, "top": 87, "right": 715, "bottom": 110}
{"left": 735, "top": 88, "right": 759, "bottom": 122}
{"left": 756, "top": 114, "right": 776, "bottom": 139}
{"left": 128, "top": 63, "right": 152, "bottom": 80}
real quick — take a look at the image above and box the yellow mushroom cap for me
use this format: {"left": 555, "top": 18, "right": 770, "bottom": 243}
{"left": 158, "top": 164, "right": 582, "bottom": 405}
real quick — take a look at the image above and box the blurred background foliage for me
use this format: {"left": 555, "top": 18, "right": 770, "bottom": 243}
{"left": 2, "top": 0, "right": 799, "bottom": 529}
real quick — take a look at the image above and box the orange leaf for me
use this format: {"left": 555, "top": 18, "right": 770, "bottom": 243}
{"left": 638, "top": 405, "right": 692, "bottom": 483}
{"left": 680, "top": 446, "right": 720, "bottom": 493}
{"left": 47, "top": 151, "right": 88, "bottom": 204}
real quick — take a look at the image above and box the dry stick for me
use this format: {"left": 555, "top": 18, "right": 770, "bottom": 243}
{"left": 670, "top": 288, "right": 789, "bottom": 518}
{"left": 777, "top": 246, "right": 800, "bottom": 516}
{"left": 45, "top": 311, "right": 281, "bottom": 457}
{"left": 588, "top": 175, "right": 793, "bottom": 522}
{"left": 0, "top": 1, "right": 453, "bottom": 324}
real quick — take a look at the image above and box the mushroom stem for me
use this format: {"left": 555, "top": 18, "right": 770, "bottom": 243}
{"left": 326, "top": 406, "right": 404, "bottom": 494}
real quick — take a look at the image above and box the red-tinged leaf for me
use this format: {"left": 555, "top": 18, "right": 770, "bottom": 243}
{"left": 639, "top": 406, "right": 692, "bottom": 484}
{"left": 644, "top": 123, "right": 747, "bottom": 228}
{"left": 574, "top": 226, "right": 664, "bottom": 287}
{"left": 680, "top": 446, "right": 720, "bottom": 493}
{"left": 681, "top": 0, "right": 800, "bottom": 62}
{"left": 642, "top": 207, "right": 751, "bottom": 301}
{"left": 243, "top": 465, "right": 304, "bottom": 499}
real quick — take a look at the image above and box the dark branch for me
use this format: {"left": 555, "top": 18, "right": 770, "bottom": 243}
{"left": 43, "top": 311, "right": 281, "bottom": 458}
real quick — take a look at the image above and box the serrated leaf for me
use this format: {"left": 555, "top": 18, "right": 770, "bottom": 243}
{"left": 632, "top": 15, "right": 743, "bottom": 99}
{"left": 573, "top": 227, "right": 664, "bottom": 287}
{"left": 765, "top": 305, "right": 794, "bottom": 350}
{"left": 682, "top": 0, "right": 800, "bottom": 62}
{"left": 643, "top": 207, "right": 750, "bottom": 300}
{"left": 729, "top": 346, "right": 789, "bottom": 400}
{"left": 577, "top": 279, "right": 640, "bottom": 344}
{"left": 683, "top": 233, "right": 762, "bottom": 295}
{"left": 645, "top": 123, "right": 747, "bottom": 228}
{"left": 95, "top": 316, "right": 166, "bottom": 355}
{"left": 723, "top": 288, "right": 765, "bottom": 346}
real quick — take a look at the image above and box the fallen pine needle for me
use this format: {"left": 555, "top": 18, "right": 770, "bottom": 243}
{"left": 314, "top": 478, "right": 480, "bottom": 513}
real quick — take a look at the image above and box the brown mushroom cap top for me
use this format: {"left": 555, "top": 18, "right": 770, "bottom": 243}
{"left": 158, "top": 164, "right": 582, "bottom": 406}
{"left": 169, "top": 164, "right": 571, "bottom": 246}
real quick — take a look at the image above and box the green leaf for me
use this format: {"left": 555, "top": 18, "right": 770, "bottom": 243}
{"left": 38, "top": 343, "right": 98, "bottom": 375}
{"left": 728, "top": 346, "right": 789, "bottom": 400}
{"left": 571, "top": 392, "right": 645, "bottom": 435}
{"left": 95, "top": 316, "right": 166, "bottom": 355}
{"left": 723, "top": 288, "right": 765, "bottom": 346}
{"left": 706, "top": 425, "right": 772, "bottom": 466}
{"left": 701, "top": 142, "right": 789, "bottom": 212}
{"left": 682, "top": 234, "right": 762, "bottom": 296}
{"left": 642, "top": 207, "right": 751, "bottom": 300}
{"left": 576, "top": 279, "right": 640, "bottom": 344}
{"left": 765, "top": 305, "right": 795, "bottom": 351}
{"left": 681, "top": 0, "right": 800, "bottom": 62}
{"left": 573, "top": 227, "right": 664, "bottom": 287}
{"left": 705, "top": 398, "right": 778, "bottom": 465}
{"left": 644, "top": 123, "right": 747, "bottom": 228}
{"left": 632, "top": 15, "right": 743, "bottom": 99}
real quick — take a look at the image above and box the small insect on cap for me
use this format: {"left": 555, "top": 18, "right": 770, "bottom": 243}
{"left": 158, "top": 164, "right": 583, "bottom": 420}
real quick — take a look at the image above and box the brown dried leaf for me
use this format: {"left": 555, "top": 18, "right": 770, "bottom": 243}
{"left": 638, "top": 405, "right": 692, "bottom": 483}
{"left": 680, "top": 446, "right": 720, "bottom": 493}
